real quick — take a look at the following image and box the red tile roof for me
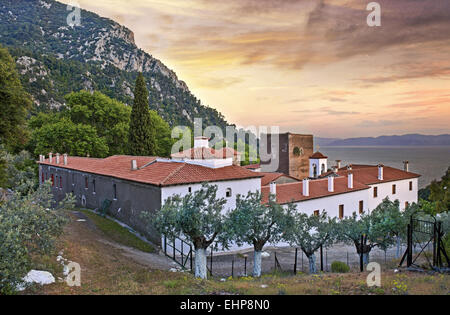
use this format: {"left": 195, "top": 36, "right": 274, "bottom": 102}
{"left": 39, "top": 155, "right": 262, "bottom": 187}
{"left": 262, "top": 176, "right": 369, "bottom": 204}
{"left": 171, "top": 147, "right": 240, "bottom": 159}
{"left": 243, "top": 163, "right": 260, "bottom": 170}
{"left": 310, "top": 151, "right": 328, "bottom": 159}
{"left": 260, "top": 172, "right": 300, "bottom": 186}
{"left": 320, "top": 164, "right": 420, "bottom": 185}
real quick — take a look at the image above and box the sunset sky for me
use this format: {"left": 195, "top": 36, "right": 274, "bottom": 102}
{"left": 60, "top": 0, "right": 450, "bottom": 138}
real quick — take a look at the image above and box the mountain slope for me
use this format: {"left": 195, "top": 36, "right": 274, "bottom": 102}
{"left": 0, "top": 0, "right": 228, "bottom": 129}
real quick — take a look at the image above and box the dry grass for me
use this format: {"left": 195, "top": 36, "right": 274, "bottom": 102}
{"left": 23, "top": 213, "right": 450, "bottom": 295}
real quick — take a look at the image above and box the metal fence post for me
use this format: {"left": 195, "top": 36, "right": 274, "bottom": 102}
{"left": 173, "top": 239, "right": 176, "bottom": 260}
{"left": 244, "top": 256, "right": 247, "bottom": 276}
{"left": 320, "top": 245, "right": 324, "bottom": 272}
{"left": 190, "top": 246, "right": 193, "bottom": 272}
{"left": 360, "top": 235, "right": 364, "bottom": 272}
{"left": 164, "top": 235, "right": 167, "bottom": 256}
{"left": 294, "top": 248, "right": 298, "bottom": 274}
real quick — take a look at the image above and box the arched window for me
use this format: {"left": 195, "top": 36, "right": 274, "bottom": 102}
{"left": 226, "top": 188, "right": 232, "bottom": 198}
{"left": 313, "top": 164, "right": 317, "bottom": 178}
{"left": 321, "top": 164, "right": 326, "bottom": 174}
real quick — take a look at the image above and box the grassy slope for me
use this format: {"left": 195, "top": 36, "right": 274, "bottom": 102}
{"left": 79, "top": 210, "right": 155, "bottom": 253}
{"left": 24, "top": 213, "right": 450, "bottom": 295}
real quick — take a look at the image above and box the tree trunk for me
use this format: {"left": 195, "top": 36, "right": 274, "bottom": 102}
{"left": 307, "top": 254, "right": 317, "bottom": 274}
{"left": 253, "top": 251, "right": 262, "bottom": 277}
{"left": 194, "top": 248, "right": 207, "bottom": 279}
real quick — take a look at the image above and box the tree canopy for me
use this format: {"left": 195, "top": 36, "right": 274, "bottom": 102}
{"left": 0, "top": 182, "right": 74, "bottom": 294}
{"left": 29, "top": 90, "right": 173, "bottom": 158}
{"left": 0, "top": 45, "right": 32, "bottom": 151}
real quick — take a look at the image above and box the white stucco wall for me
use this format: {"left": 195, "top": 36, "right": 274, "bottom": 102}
{"left": 161, "top": 177, "right": 261, "bottom": 212}
{"left": 309, "top": 158, "right": 328, "bottom": 177}
{"left": 367, "top": 178, "right": 419, "bottom": 211}
{"left": 290, "top": 189, "right": 370, "bottom": 218}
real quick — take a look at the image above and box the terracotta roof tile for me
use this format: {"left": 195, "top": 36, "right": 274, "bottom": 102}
{"left": 321, "top": 164, "right": 420, "bottom": 184}
{"left": 310, "top": 151, "right": 328, "bottom": 159}
{"left": 39, "top": 155, "right": 262, "bottom": 187}
{"left": 243, "top": 163, "right": 260, "bottom": 170}
{"left": 171, "top": 147, "right": 239, "bottom": 159}
{"left": 262, "top": 176, "right": 369, "bottom": 204}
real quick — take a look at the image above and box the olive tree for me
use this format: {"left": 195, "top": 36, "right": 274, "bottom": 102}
{"left": 146, "top": 184, "right": 228, "bottom": 279}
{"left": 226, "top": 192, "right": 295, "bottom": 277}
{"left": 0, "top": 182, "right": 74, "bottom": 294}
{"left": 285, "top": 211, "right": 337, "bottom": 274}
{"left": 337, "top": 211, "right": 395, "bottom": 265}
{"left": 370, "top": 199, "right": 405, "bottom": 258}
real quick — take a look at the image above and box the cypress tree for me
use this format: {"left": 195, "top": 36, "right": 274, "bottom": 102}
{"left": 128, "top": 73, "right": 156, "bottom": 156}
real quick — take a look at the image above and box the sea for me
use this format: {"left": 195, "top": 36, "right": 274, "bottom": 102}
{"left": 319, "top": 146, "right": 450, "bottom": 189}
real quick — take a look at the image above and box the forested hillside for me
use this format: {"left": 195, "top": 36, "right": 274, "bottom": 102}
{"left": 0, "top": 0, "right": 229, "bottom": 129}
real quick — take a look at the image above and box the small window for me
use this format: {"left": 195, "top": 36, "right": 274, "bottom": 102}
{"left": 409, "top": 181, "right": 413, "bottom": 191}
{"left": 93, "top": 179, "right": 96, "bottom": 194}
{"left": 85, "top": 177, "right": 88, "bottom": 189}
{"left": 339, "top": 205, "right": 344, "bottom": 219}
{"left": 113, "top": 184, "right": 117, "bottom": 200}
{"left": 51, "top": 174, "right": 55, "bottom": 186}
{"left": 59, "top": 176, "right": 62, "bottom": 189}
{"left": 314, "top": 210, "right": 320, "bottom": 216}
{"left": 188, "top": 187, "right": 192, "bottom": 193}
{"left": 41, "top": 172, "right": 45, "bottom": 183}
{"left": 373, "top": 187, "right": 378, "bottom": 198}
{"left": 359, "top": 201, "right": 364, "bottom": 214}
{"left": 392, "top": 184, "right": 396, "bottom": 195}
{"left": 405, "top": 201, "right": 409, "bottom": 209}
{"left": 226, "top": 188, "right": 232, "bottom": 198}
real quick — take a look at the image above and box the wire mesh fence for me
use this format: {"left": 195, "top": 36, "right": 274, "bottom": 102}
{"left": 197, "top": 242, "right": 435, "bottom": 278}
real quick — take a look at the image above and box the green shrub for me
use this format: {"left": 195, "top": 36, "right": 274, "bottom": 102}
{"left": 331, "top": 261, "right": 350, "bottom": 273}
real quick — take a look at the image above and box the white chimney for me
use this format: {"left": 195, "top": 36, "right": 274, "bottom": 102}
{"left": 39, "top": 155, "right": 43, "bottom": 162}
{"left": 403, "top": 161, "right": 409, "bottom": 172}
{"left": 131, "top": 160, "right": 138, "bottom": 171}
{"left": 336, "top": 160, "right": 341, "bottom": 169}
{"left": 56, "top": 153, "right": 60, "bottom": 164}
{"left": 332, "top": 166, "right": 338, "bottom": 175}
{"left": 302, "top": 178, "right": 310, "bottom": 196}
{"left": 49, "top": 153, "right": 53, "bottom": 163}
{"left": 378, "top": 164, "right": 384, "bottom": 180}
{"left": 328, "top": 176, "right": 334, "bottom": 192}
{"left": 63, "top": 154, "right": 68, "bottom": 166}
{"left": 348, "top": 172, "right": 354, "bottom": 189}
{"left": 194, "top": 136, "right": 209, "bottom": 148}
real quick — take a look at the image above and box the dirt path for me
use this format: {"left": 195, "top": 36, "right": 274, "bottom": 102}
{"left": 71, "top": 211, "right": 178, "bottom": 271}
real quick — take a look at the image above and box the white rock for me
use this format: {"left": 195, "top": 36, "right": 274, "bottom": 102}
{"left": 18, "top": 270, "right": 55, "bottom": 290}
{"left": 220, "top": 278, "right": 226, "bottom": 282}
{"left": 261, "top": 252, "right": 270, "bottom": 258}
{"left": 77, "top": 219, "right": 86, "bottom": 222}
{"left": 261, "top": 284, "right": 268, "bottom": 288}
